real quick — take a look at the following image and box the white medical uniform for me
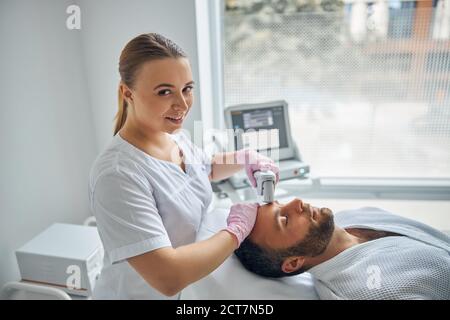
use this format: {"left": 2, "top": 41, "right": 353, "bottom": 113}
{"left": 89, "top": 131, "right": 212, "bottom": 299}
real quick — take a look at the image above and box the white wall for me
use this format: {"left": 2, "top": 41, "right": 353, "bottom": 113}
{"left": 0, "top": 0, "right": 98, "bottom": 289}
{"left": 77, "top": 0, "right": 203, "bottom": 150}
{"left": 0, "top": 0, "right": 209, "bottom": 290}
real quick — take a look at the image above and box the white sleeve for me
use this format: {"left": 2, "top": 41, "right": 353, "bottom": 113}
{"left": 91, "top": 168, "right": 172, "bottom": 264}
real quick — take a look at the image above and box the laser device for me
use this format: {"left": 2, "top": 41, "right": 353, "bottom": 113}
{"left": 223, "top": 100, "right": 310, "bottom": 190}
{"left": 254, "top": 170, "right": 276, "bottom": 203}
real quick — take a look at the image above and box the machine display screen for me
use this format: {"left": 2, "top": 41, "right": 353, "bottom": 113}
{"left": 230, "top": 106, "right": 288, "bottom": 151}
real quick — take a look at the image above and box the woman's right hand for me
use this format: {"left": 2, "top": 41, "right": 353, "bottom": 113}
{"left": 128, "top": 203, "right": 259, "bottom": 296}
{"left": 225, "top": 203, "right": 259, "bottom": 247}
{"left": 236, "top": 149, "right": 280, "bottom": 187}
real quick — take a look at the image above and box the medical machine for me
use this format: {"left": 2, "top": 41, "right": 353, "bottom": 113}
{"left": 223, "top": 100, "right": 310, "bottom": 189}
{"left": 15, "top": 223, "right": 103, "bottom": 297}
{"left": 254, "top": 170, "right": 276, "bottom": 203}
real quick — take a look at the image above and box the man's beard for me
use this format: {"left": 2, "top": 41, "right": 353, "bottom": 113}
{"left": 294, "top": 207, "right": 335, "bottom": 257}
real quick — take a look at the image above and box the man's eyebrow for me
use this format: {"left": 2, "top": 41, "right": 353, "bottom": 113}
{"left": 153, "top": 81, "right": 195, "bottom": 90}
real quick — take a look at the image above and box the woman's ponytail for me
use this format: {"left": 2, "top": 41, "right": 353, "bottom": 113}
{"left": 114, "top": 87, "right": 128, "bottom": 136}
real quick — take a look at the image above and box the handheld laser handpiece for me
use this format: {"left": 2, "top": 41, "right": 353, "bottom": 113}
{"left": 254, "top": 170, "right": 276, "bottom": 203}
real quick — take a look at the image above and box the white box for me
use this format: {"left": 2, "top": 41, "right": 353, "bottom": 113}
{"left": 16, "top": 223, "right": 103, "bottom": 297}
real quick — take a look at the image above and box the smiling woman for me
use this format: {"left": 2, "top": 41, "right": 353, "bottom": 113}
{"left": 114, "top": 33, "right": 191, "bottom": 137}
{"left": 119, "top": 58, "right": 194, "bottom": 141}
{"left": 88, "top": 33, "right": 281, "bottom": 300}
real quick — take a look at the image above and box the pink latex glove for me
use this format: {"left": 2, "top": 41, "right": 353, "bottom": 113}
{"left": 225, "top": 203, "right": 259, "bottom": 247}
{"left": 236, "top": 149, "right": 280, "bottom": 187}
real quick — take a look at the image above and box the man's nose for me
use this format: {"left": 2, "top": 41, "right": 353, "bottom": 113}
{"left": 289, "top": 198, "right": 304, "bottom": 212}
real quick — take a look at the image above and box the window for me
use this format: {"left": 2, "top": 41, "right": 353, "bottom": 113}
{"left": 221, "top": 0, "right": 450, "bottom": 179}
{"left": 388, "top": 0, "right": 416, "bottom": 39}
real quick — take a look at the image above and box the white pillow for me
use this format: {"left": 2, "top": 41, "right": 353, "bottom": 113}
{"left": 181, "top": 208, "right": 319, "bottom": 300}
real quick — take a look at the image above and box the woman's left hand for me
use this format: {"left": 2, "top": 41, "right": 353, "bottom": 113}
{"left": 236, "top": 149, "right": 280, "bottom": 187}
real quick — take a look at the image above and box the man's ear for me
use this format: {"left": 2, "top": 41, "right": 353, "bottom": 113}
{"left": 281, "top": 256, "right": 305, "bottom": 274}
{"left": 120, "top": 82, "right": 133, "bottom": 104}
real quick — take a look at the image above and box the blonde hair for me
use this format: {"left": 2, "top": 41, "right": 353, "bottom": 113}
{"left": 114, "top": 33, "right": 187, "bottom": 135}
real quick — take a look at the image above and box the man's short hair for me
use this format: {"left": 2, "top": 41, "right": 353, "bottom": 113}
{"left": 234, "top": 238, "right": 306, "bottom": 278}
